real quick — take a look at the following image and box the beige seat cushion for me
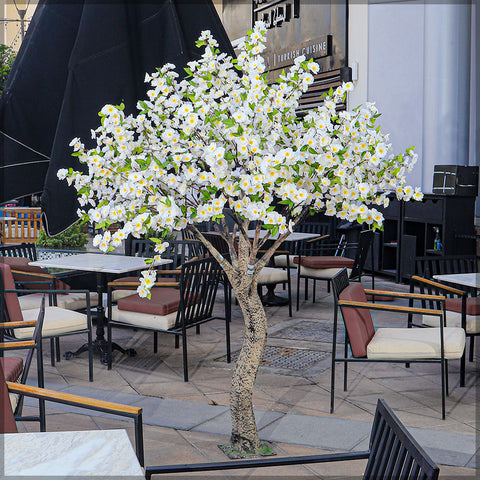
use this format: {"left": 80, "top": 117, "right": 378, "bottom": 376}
{"left": 422, "top": 312, "right": 480, "bottom": 334}
{"left": 367, "top": 327, "right": 465, "bottom": 360}
{"left": 273, "top": 255, "right": 295, "bottom": 268}
{"left": 258, "top": 267, "right": 288, "bottom": 285}
{"left": 300, "top": 265, "right": 352, "bottom": 280}
{"left": 111, "top": 305, "right": 177, "bottom": 331}
{"left": 18, "top": 292, "right": 98, "bottom": 311}
{"left": 15, "top": 307, "right": 88, "bottom": 339}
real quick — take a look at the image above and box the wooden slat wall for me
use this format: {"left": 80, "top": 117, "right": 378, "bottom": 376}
{"left": 0, "top": 208, "right": 42, "bottom": 245}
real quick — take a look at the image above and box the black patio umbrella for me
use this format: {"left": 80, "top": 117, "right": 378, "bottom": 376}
{"left": 0, "top": 0, "right": 234, "bottom": 235}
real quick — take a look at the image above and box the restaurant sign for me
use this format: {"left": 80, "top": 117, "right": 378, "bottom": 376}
{"left": 254, "top": 0, "right": 300, "bottom": 29}
{"left": 263, "top": 35, "right": 332, "bottom": 71}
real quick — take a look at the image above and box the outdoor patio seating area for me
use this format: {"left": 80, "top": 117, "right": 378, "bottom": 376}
{"left": 6, "top": 251, "right": 478, "bottom": 478}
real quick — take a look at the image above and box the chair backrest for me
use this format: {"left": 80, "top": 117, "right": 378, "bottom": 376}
{"left": 332, "top": 268, "right": 375, "bottom": 358}
{"left": 0, "top": 263, "right": 25, "bottom": 329}
{"left": 415, "top": 254, "right": 479, "bottom": 278}
{"left": 350, "top": 230, "right": 374, "bottom": 281}
{"left": 0, "top": 242, "right": 37, "bottom": 261}
{"left": 130, "top": 239, "right": 190, "bottom": 271}
{"left": 363, "top": 399, "right": 439, "bottom": 480}
{"left": 181, "top": 229, "right": 204, "bottom": 258}
{"left": 201, "top": 232, "right": 230, "bottom": 255}
{"left": 176, "top": 256, "right": 222, "bottom": 329}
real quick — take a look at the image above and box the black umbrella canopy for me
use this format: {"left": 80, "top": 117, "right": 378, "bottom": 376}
{"left": 0, "top": 0, "right": 234, "bottom": 235}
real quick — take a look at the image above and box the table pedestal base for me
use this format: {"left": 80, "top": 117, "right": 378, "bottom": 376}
{"left": 65, "top": 340, "right": 136, "bottom": 364}
{"left": 261, "top": 285, "right": 289, "bottom": 307}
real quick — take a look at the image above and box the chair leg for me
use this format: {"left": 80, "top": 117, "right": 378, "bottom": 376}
{"left": 445, "top": 360, "right": 449, "bottom": 396}
{"left": 175, "top": 334, "right": 180, "bottom": 349}
{"left": 304, "top": 277, "right": 309, "bottom": 300}
{"left": 182, "top": 333, "right": 188, "bottom": 382}
{"left": 312, "top": 280, "right": 316, "bottom": 303}
{"left": 107, "top": 319, "right": 113, "bottom": 370}
{"left": 135, "top": 414, "right": 145, "bottom": 467}
{"left": 50, "top": 338, "right": 55, "bottom": 366}
{"left": 343, "top": 338, "right": 348, "bottom": 391}
{"left": 296, "top": 273, "right": 301, "bottom": 311}
{"left": 469, "top": 336, "right": 474, "bottom": 362}
{"left": 88, "top": 327, "right": 93, "bottom": 382}
{"left": 441, "top": 359, "right": 446, "bottom": 420}
{"left": 153, "top": 332, "right": 158, "bottom": 354}
{"left": 460, "top": 347, "right": 466, "bottom": 387}
{"left": 55, "top": 337, "right": 61, "bottom": 363}
{"left": 196, "top": 325, "right": 200, "bottom": 335}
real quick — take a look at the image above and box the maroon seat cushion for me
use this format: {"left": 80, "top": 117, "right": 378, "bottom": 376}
{"left": 445, "top": 297, "right": 480, "bottom": 315}
{"left": 0, "top": 263, "right": 24, "bottom": 324}
{"left": 118, "top": 287, "right": 182, "bottom": 315}
{"left": 2, "top": 257, "right": 70, "bottom": 291}
{"left": 0, "top": 361, "right": 18, "bottom": 433}
{"left": 339, "top": 282, "right": 375, "bottom": 358}
{"left": 294, "top": 255, "right": 355, "bottom": 269}
{"left": 0, "top": 357, "right": 23, "bottom": 382}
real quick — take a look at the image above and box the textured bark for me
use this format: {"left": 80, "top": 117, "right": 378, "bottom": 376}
{"left": 229, "top": 279, "right": 267, "bottom": 454}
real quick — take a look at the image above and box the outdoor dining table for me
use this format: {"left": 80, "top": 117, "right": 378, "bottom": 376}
{"left": 30, "top": 252, "right": 172, "bottom": 362}
{"left": 433, "top": 272, "right": 480, "bottom": 293}
{"left": 3, "top": 429, "right": 144, "bottom": 477}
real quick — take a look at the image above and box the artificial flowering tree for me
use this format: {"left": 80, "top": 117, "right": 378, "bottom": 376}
{"left": 59, "top": 21, "right": 423, "bottom": 457}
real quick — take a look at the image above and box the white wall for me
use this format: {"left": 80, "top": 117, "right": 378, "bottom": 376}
{"left": 366, "top": 1, "right": 425, "bottom": 188}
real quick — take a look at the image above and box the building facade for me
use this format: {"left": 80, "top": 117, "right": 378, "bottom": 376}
{"left": 219, "top": 0, "right": 477, "bottom": 195}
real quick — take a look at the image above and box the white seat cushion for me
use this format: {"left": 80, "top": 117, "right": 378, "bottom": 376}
{"left": 15, "top": 307, "right": 88, "bottom": 339}
{"left": 18, "top": 292, "right": 98, "bottom": 311}
{"left": 273, "top": 255, "right": 295, "bottom": 268}
{"left": 299, "top": 265, "right": 352, "bottom": 280}
{"left": 111, "top": 289, "right": 137, "bottom": 302}
{"left": 367, "top": 327, "right": 465, "bottom": 360}
{"left": 111, "top": 305, "right": 177, "bottom": 331}
{"left": 422, "top": 312, "right": 480, "bottom": 334}
{"left": 258, "top": 267, "right": 288, "bottom": 285}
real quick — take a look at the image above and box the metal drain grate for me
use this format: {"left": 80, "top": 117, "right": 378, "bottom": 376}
{"left": 217, "top": 345, "right": 329, "bottom": 370}
{"left": 271, "top": 321, "right": 344, "bottom": 343}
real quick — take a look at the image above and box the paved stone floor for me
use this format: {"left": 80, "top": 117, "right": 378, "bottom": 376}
{"left": 13, "top": 272, "right": 479, "bottom": 478}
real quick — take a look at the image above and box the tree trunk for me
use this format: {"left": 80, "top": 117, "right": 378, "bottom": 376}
{"left": 229, "top": 279, "right": 267, "bottom": 455}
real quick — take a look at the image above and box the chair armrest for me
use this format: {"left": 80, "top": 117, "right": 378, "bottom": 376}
{"left": 6, "top": 381, "right": 142, "bottom": 417}
{"left": 11, "top": 269, "right": 56, "bottom": 280}
{"left": 108, "top": 281, "right": 180, "bottom": 288}
{"left": 0, "top": 320, "right": 37, "bottom": 329}
{"left": 0, "top": 340, "right": 36, "bottom": 350}
{"left": 411, "top": 275, "right": 466, "bottom": 296}
{"left": 338, "top": 299, "right": 444, "bottom": 317}
{"left": 364, "top": 289, "right": 447, "bottom": 301}
{"left": 306, "top": 234, "right": 330, "bottom": 244}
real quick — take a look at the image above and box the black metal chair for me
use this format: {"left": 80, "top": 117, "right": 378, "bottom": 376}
{"left": 410, "top": 275, "right": 479, "bottom": 387}
{"left": 331, "top": 268, "right": 466, "bottom": 419}
{"left": 1, "top": 295, "right": 46, "bottom": 429}
{"left": 295, "top": 229, "right": 374, "bottom": 310}
{"left": 145, "top": 398, "right": 439, "bottom": 479}
{"left": 107, "top": 256, "right": 231, "bottom": 381}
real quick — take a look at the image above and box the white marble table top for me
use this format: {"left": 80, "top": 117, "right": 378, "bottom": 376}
{"left": 30, "top": 252, "right": 171, "bottom": 274}
{"left": 433, "top": 272, "right": 480, "bottom": 289}
{"left": 247, "top": 230, "right": 323, "bottom": 242}
{"left": 3, "top": 429, "right": 144, "bottom": 477}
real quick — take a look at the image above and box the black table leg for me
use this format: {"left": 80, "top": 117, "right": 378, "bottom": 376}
{"left": 64, "top": 271, "right": 136, "bottom": 364}
{"left": 261, "top": 284, "right": 289, "bottom": 306}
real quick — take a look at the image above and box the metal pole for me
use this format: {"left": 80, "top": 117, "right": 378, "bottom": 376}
{"left": 18, "top": 9, "right": 26, "bottom": 41}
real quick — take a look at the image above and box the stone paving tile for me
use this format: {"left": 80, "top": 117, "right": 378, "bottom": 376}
{"left": 16, "top": 272, "right": 478, "bottom": 476}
